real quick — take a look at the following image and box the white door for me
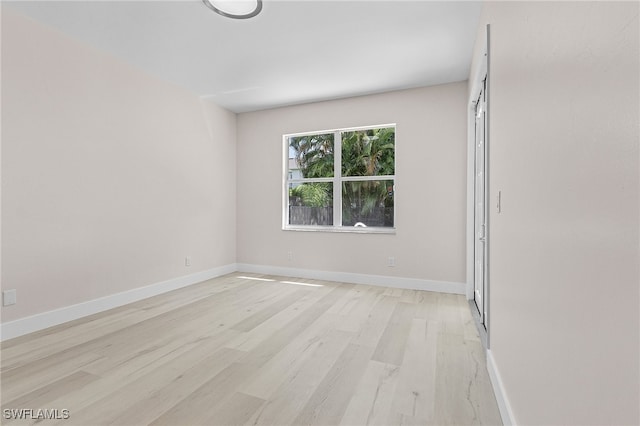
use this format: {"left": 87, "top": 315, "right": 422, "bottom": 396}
{"left": 474, "top": 77, "right": 487, "bottom": 326}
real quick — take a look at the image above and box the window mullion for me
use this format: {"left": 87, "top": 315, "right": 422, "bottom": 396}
{"left": 333, "top": 130, "right": 342, "bottom": 227}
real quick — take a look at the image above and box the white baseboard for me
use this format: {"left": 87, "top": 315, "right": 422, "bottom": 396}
{"left": 236, "top": 263, "right": 466, "bottom": 294}
{"left": 0, "top": 264, "right": 237, "bottom": 342}
{"left": 1, "top": 263, "right": 464, "bottom": 342}
{"left": 487, "top": 349, "right": 516, "bottom": 426}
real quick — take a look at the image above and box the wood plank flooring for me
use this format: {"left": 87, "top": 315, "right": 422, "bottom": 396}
{"left": 0, "top": 273, "right": 502, "bottom": 426}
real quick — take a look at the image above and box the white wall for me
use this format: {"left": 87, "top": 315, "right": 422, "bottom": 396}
{"left": 236, "top": 83, "right": 468, "bottom": 288}
{"left": 470, "top": 2, "right": 639, "bottom": 424}
{"left": 1, "top": 8, "right": 237, "bottom": 323}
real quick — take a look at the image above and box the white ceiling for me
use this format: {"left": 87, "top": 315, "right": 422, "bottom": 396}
{"left": 6, "top": 0, "right": 483, "bottom": 112}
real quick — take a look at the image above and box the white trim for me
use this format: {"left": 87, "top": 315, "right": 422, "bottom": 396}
{"left": 466, "top": 97, "right": 476, "bottom": 301}
{"left": 467, "top": 30, "right": 489, "bottom": 302}
{"left": 0, "top": 264, "right": 237, "bottom": 342}
{"left": 333, "top": 129, "right": 343, "bottom": 226}
{"left": 283, "top": 123, "right": 397, "bottom": 138}
{"left": 288, "top": 177, "right": 334, "bottom": 184}
{"left": 1, "top": 263, "right": 464, "bottom": 341}
{"left": 487, "top": 349, "right": 517, "bottom": 426}
{"left": 283, "top": 226, "right": 395, "bottom": 234}
{"left": 237, "top": 263, "right": 465, "bottom": 294}
{"left": 467, "top": 25, "right": 491, "bottom": 349}
{"left": 484, "top": 24, "right": 492, "bottom": 346}
{"left": 283, "top": 134, "right": 290, "bottom": 229}
{"left": 284, "top": 124, "right": 396, "bottom": 231}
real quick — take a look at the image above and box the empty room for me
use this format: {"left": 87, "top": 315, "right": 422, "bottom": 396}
{"left": 1, "top": 1, "right": 638, "bottom": 425}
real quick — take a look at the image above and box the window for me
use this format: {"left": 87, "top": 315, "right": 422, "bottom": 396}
{"left": 284, "top": 124, "right": 395, "bottom": 232}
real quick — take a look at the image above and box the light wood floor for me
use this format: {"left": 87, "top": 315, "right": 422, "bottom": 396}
{"left": 1, "top": 273, "right": 502, "bottom": 426}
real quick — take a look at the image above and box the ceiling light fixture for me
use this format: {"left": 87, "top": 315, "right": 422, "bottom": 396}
{"left": 202, "top": 0, "right": 262, "bottom": 19}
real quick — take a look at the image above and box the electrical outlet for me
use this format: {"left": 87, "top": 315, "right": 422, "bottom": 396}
{"left": 388, "top": 256, "right": 396, "bottom": 267}
{"left": 3, "top": 289, "right": 17, "bottom": 306}
{"left": 287, "top": 251, "right": 293, "bottom": 261}
{"left": 185, "top": 256, "right": 192, "bottom": 267}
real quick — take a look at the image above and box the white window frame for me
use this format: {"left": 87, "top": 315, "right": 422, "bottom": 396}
{"left": 283, "top": 123, "right": 396, "bottom": 234}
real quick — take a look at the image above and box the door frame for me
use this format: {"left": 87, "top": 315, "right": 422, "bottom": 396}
{"left": 466, "top": 24, "right": 490, "bottom": 348}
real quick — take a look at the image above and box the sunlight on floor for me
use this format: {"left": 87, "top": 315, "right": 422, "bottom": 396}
{"left": 280, "top": 281, "right": 324, "bottom": 287}
{"left": 237, "top": 276, "right": 324, "bottom": 287}
{"left": 237, "top": 276, "right": 275, "bottom": 282}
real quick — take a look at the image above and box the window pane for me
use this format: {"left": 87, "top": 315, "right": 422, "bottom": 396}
{"left": 342, "top": 127, "right": 395, "bottom": 177}
{"left": 342, "top": 180, "right": 394, "bottom": 227}
{"left": 289, "top": 183, "right": 333, "bottom": 226}
{"left": 288, "top": 133, "right": 334, "bottom": 178}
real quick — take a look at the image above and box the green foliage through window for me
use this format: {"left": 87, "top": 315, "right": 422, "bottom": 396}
{"left": 288, "top": 134, "right": 334, "bottom": 178}
{"left": 287, "top": 125, "right": 395, "bottom": 229}
{"left": 342, "top": 128, "right": 395, "bottom": 177}
{"left": 289, "top": 183, "right": 332, "bottom": 207}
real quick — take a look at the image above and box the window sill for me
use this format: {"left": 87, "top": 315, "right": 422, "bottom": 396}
{"left": 283, "top": 226, "right": 396, "bottom": 235}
